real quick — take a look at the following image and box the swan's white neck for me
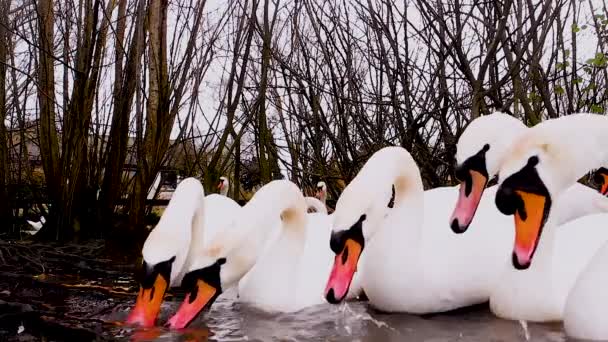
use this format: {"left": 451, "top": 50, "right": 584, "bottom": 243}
{"left": 561, "top": 121, "right": 608, "bottom": 184}
{"left": 227, "top": 180, "right": 307, "bottom": 283}
{"left": 334, "top": 146, "right": 424, "bottom": 241}
{"left": 142, "top": 178, "right": 205, "bottom": 282}
{"left": 537, "top": 114, "right": 608, "bottom": 192}
{"left": 317, "top": 191, "right": 327, "bottom": 204}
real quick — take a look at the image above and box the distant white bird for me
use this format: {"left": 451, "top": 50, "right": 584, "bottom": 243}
{"left": 217, "top": 176, "right": 229, "bottom": 196}
{"left": 24, "top": 216, "right": 45, "bottom": 235}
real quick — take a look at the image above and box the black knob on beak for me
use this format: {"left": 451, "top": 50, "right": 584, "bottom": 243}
{"left": 454, "top": 164, "right": 468, "bottom": 182}
{"left": 329, "top": 230, "right": 345, "bottom": 254}
{"left": 495, "top": 185, "right": 521, "bottom": 216}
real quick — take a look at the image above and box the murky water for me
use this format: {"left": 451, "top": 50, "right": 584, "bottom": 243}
{"left": 0, "top": 247, "right": 587, "bottom": 342}
{"left": 90, "top": 288, "right": 573, "bottom": 342}
{"left": 2, "top": 281, "right": 590, "bottom": 342}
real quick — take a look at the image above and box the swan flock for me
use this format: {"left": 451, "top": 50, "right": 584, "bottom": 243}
{"left": 125, "top": 112, "right": 608, "bottom": 340}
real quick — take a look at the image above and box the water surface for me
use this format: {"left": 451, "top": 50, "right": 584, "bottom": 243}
{"left": 101, "top": 289, "right": 572, "bottom": 342}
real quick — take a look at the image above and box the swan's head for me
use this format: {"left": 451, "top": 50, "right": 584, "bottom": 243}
{"left": 593, "top": 167, "right": 608, "bottom": 196}
{"left": 126, "top": 255, "right": 176, "bottom": 327}
{"left": 450, "top": 112, "right": 526, "bottom": 233}
{"left": 495, "top": 137, "right": 568, "bottom": 270}
{"left": 166, "top": 225, "right": 244, "bottom": 329}
{"left": 325, "top": 213, "right": 367, "bottom": 304}
{"left": 217, "top": 176, "right": 229, "bottom": 194}
{"left": 324, "top": 177, "right": 395, "bottom": 304}
{"left": 316, "top": 181, "right": 327, "bottom": 192}
{"left": 315, "top": 181, "right": 328, "bottom": 200}
{"left": 167, "top": 254, "right": 228, "bottom": 329}
{"left": 40, "top": 216, "right": 46, "bottom": 224}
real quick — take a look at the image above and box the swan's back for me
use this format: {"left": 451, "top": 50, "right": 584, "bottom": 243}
{"left": 552, "top": 213, "right": 608, "bottom": 312}
{"left": 564, "top": 239, "right": 608, "bottom": 340}
{"left": 425, "top": 185, "right": 512, "bottom": 301}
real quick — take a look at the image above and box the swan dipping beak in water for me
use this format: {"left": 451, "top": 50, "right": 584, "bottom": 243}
{"left": 126, "top": 256, "right": 175, "bottom": 327}
{"left": 166, "top": 258, "right": 225, "bottom": 329}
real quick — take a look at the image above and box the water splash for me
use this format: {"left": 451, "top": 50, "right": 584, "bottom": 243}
{"left": 335, "top": 302, "right": 397, "bottom": 333}
{"left": 518, "top": 319, "right": 530, "bottom": 341}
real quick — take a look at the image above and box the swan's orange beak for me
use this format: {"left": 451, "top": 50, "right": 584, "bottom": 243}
{"left": 450, "top": 170, "right": 487, "bottom": 233}
{"left": 325, "top": 238, "right": 362, "bottom": 304}
{"left": 512, "top": 190, "right": 547, "bottom": 269}
{"left": 126, "top": 274, "right": 168, "bottom": 327}
{"left": 168, "top": 279, "right": 219, "bottom": 329}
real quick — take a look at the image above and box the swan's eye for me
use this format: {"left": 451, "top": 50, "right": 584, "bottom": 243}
{"left": 387, "top": 185, "right": 395, "bottom": 208}
{"left": 487, "top": 175, "right": 499, "bottom": 187}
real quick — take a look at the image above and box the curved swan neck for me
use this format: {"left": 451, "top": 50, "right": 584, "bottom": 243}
{"left": 239, "top": 180, "right": 307, "bottom": 230}
{"left": 334, "top": 146, "right": 424, "bottom": 237}
{"left": 550, "top": 115, "right": 608, "bottom": 182}
{"left": 142, "top": 178, "right": 205, "bottom": 276}
{"left": 505, "top": 114, "right": 608, "bottom": 194}
{"left": 229, "top": 180, "right": 308, "bottom": 277}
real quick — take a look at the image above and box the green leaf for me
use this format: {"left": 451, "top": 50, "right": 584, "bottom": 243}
{"left": 572, "top": 24, "right": 581, "bottom": 33}
{"left": 556, "top": 61, "right": 570, "bottom": 70}
{"left": 596, "top": 14, "right": 606, "bottom": 20}
{"left": 573, "top": 78, "right": 584, "bottom": 84}
{"left": 554, "top": 85, "right": 565, "bottom": 95}
{"left": 564, "top": 49, "right": 571, "bottom": 58}
{"left": 590, "top": 104, "right": 604, "bottom": 113}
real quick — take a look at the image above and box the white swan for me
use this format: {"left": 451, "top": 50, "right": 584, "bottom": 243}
{"left": 315, "top": 181, "right": 334, "bottom": 214}
{"left": 218, "top": 176, "right": 229, "bottom": 196}
{"left": 451, "top": 111, "right": 605, "bottom": 227}
{"left": 166, "top": 180, "right": 362, "bottom": 328}
{"left": 126, "top": 177, "right": 239, "bottom": 327}
{"left": 324, "top": 146, "right": 517, "bottom": 313}
{"left": 493, "top": 113, "right": 608, "bottom": 324}
{"left": 24, "top": 216, "right": 46, "bottom": 235}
